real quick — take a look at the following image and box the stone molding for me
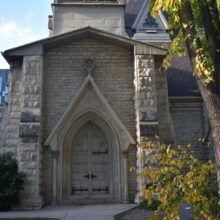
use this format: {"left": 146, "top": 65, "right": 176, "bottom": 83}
{"left": 45, "top": 74, "right": 135, "bottom": 148}
{"left": 44, "top": 74, "right": 135, "bottom": 204}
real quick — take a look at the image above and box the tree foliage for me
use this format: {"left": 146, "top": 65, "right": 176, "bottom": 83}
{"left": 150, "top": 0, "right": 219, "bottom": 84}
{"left": 0, "top": 153, "right": 25, "bottom": 211}
{"left": 149, "top": 0, "right": 220, "bottom": 203}
{"left": 136, "top": 142, "right": 218, "bottom": 220}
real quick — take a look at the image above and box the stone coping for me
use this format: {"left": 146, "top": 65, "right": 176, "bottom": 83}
{"left": 114, "top": 207, "right": 164, "bottom": 220}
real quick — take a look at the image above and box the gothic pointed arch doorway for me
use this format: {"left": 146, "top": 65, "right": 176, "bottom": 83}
{"left": 71, "top": 121, "right": 110, "bottom": 196}
{"left": 61, "top": 111, "right": 123, "bottom": 203}
{"left": 44, "top": 75, "right": 136, "bottom": 204}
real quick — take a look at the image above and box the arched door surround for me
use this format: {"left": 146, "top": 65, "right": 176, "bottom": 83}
{"left": 62, "top": 113, "right": 119, "bottom": 202}
{"left": 44, "top": 75, "right": 135, "bottom": 204}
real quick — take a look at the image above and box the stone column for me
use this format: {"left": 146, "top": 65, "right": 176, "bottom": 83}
{"left": 18, "top": 56, "right": 43, "bottom": 209}
{"left": 121, "top": 149, "right": 129, "bottom": 203}
{"left": 51, "top": 150, "right": 59, "bottom": 204}
{"left": 134, "top": 55, "right": 159, "bottom": 203}
{"left": 155, "top": 59, "right": 175, "bottom": 144}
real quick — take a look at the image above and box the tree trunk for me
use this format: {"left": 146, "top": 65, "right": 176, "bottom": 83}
{"left": 179, "top": 1, "right": 220, "bottom": 196}
{"left": 196, "top": 77, "right": 220, "bottom": 193}
{"left": 201, "top": 1, "right": 220, "bottom": 94}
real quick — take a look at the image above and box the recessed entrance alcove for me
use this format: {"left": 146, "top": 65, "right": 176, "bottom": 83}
{"left": 44, "top": 75, "right": 135, "bottom": 204}
{"left": 62, "top": 112, "right": 121, "bottom": 203}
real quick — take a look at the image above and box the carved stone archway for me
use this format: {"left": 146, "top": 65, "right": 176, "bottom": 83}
{"left": 44, "top": 74, "right": 135, "bottom": 204}
{"left": 62, "top": 111, "right": 121, "bottom": 203}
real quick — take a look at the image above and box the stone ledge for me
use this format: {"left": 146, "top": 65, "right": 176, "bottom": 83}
{"left": 140, "top": 123, "right": 159, "bottom": 136}
{"left": 20, "top": 111, "right": 40, "bottom": 123}
{"left": 114, "top": 207, "right": 164, "bottom": 220}
{"left": 19, "top": 124, "right": 40, "bottom": 137}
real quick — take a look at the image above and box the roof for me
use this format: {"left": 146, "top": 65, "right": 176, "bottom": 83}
{"left": 167, "top": 53, "right": 200, "bottom": 97}
{"left": 2, "top": 26, "right": 167, "bottom": 63}
{"left": 2, "top": 4, "right": 199, "bottom": 98}
{"left": 124, "top": 1, "right": 200, "bottom": 97}
{"left": 125, "top": 0, "right": 144, "bottom": 29}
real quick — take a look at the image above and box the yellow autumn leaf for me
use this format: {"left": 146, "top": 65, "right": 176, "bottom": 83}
{"left": 177, "top": 145, "right": 182, "bottom": 150}
{"left": 129, "top": 167, "right": 136, "bottom": 172}
{"left": 155, "top": 134, "right": 159, "bottom": 139}
{"left": 194, "top": 66, "right": 200, "bottom": 72}
{"left": 182, "top": 23, "right": 188, "bottom": 28}
{"left": 187, "top": 144, "right": 192, "bottom": 148}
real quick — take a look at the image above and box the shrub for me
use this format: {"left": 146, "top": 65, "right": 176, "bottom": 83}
{"left": 139, "top": 199, "right": 161, "bottom": 211}
{"left": 135, "top": 141, "right": 218, "bottom": 220}
{"left": 0, "top": 153, "right": 25, "bottom": 211}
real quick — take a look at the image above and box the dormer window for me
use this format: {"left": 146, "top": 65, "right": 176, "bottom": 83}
{"left": 143, "top": 13, "right": 159, "bottom": 29}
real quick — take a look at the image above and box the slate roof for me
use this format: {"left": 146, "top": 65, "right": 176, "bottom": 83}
{"left": 125, "top": 0, "right": 144, "bottom": 29}
{"left": 125, "top": 0, "right": 200, "bottom": 97}
{"left": 167, "top": 53, "right": 200, "bottom": 97}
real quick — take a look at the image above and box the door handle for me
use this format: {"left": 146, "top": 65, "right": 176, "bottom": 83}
{"left": 83, "top": 173, "right": 90, "bottom": 179}
{"left": 91, "top": 174, "right": 97, "bottom": 179}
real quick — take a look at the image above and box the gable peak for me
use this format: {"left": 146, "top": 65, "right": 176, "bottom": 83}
{"left": 132, "top": 0, "right": 168, "bottom": 32}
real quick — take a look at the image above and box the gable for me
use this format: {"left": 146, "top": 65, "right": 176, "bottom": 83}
{"left": 43, "top": 37, "right": 136, "bottom": 139}
{"left": 2, "top": 27, "right": 167, "bottom": 63}
{"left": 45, "top": 74, "right": 135, "bottom": 148}
{"left": 132, "top": 1, "right": 168, "bottom": 32}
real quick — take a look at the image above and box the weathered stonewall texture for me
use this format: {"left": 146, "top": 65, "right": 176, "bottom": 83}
{"left": 170, "top": 98, "right": 210, "bottom": 161}
{"left": 0, "top": 58, "right": 43, "bottom": 209}
{"left": 17, "top": 56, "right": 43, "bottom": 209}
{"left": 155, "top": 60, "right": 175, "bottom": 145}
{"left": 0, "top": 104, "right": 10, "bottom": 152}
{"left": 134, "top": 55, "right": 160, "bottom": 203}
{"left": 136, "top": 55, "right": 158, "bottom": 125}
{"left": 0, "top": 104, "right": 3, "bottom": 122}
{"left": 1, "top": 63, "right": 22, "bottom": 156}
{"left": 43, "top": 39, "right": 135, "bottom": 139}
{"left": 43, "top": 38, "right": 137, "bottom": 203}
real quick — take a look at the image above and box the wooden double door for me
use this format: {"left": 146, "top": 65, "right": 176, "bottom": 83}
{"left": 71, "top": 121, "right": 109, "bottom": 196}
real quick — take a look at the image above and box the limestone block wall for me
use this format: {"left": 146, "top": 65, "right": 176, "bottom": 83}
{"left": 134, "top": 55, "right": 175, "bottom": 202}
{"left": 18, "top": 56, "right": 43, "bottom": 209}
{"left": 134, "top": 54, "right": 159, "bottom": 202}
{"left": 42, "top": 146, "right": 53, "bottom": 204}
{"left": 0, "top": 104, "right": 3, "bottom": 122}
{"left": 43, "top": 38, "right": 136, "bottom": 203}
{"left": 170, "top": 98, "right": 209, "bottom": 161}
{"left": 136, "top": 55, "right": 158, "bottom": 124}
{"left": 0, "top": 104, "right": 10, "bottom": 153}
{"left": 155, "top": 60, "right": 175, "bottom": 144}
{"left": 43, "top": 39, "right": 135, "bottom": 138}
{"left": 51, "top": 5, "right": 125, "bottom": 36}
{"left": 135, "top": 55, "right": 159, "bottom": 142}
{"left": 0, "top": 104, "right": 5, "bottom": 150}
{"left": 0, "top": 63, "right": 22, "bottom": 156}
{"left": 127, "top": 145, "right": 137, "bottom": 201}
{"left": 0, "top": 56, "right": 44, "bottom": 209}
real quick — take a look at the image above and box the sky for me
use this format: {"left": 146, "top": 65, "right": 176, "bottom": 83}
{"left": 0, "top": 0, "right": 53, "bottom": 68}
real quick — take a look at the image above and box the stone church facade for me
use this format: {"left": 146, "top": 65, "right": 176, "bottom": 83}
{"left": 0, "top": 0, "right": 210, "bottom": 209}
